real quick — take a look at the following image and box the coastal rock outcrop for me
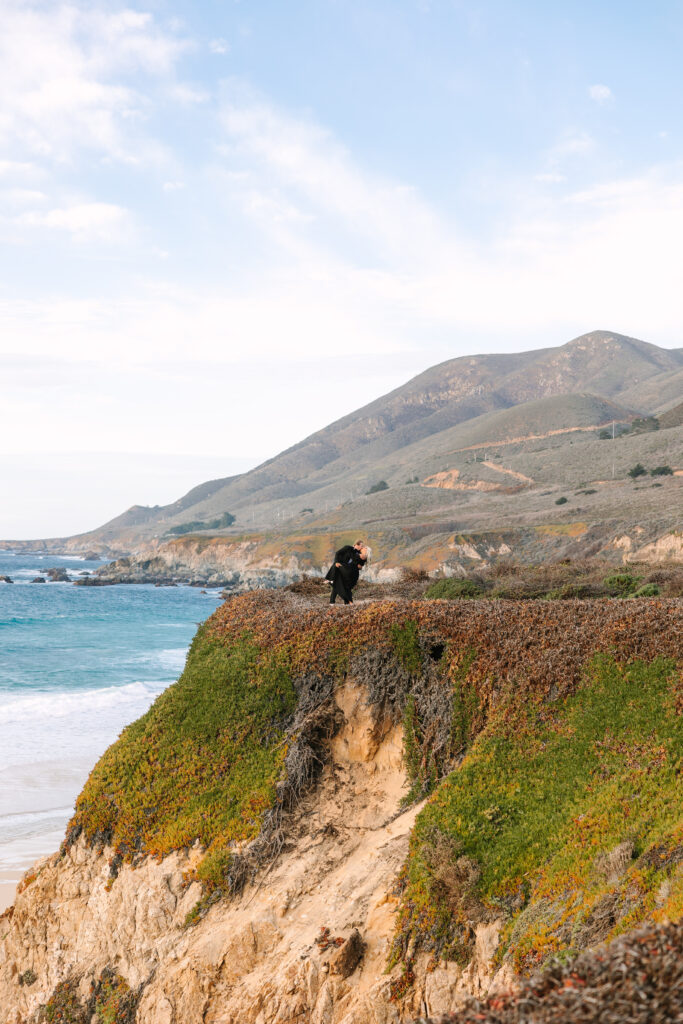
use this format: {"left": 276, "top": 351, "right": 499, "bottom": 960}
{"left": 45, "top": 567, "right": 70, "bottom": 582}
{"left": 86, "top": 543, "right": 303, "bottom": 591}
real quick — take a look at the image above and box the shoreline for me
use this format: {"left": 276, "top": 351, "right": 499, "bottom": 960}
{"left": 0, "top": 873, "right": 19, "bottom": 914}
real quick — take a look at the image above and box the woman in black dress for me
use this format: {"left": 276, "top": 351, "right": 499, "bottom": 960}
{"left": 326, "top": 540, "right": 367, "bottom": 605}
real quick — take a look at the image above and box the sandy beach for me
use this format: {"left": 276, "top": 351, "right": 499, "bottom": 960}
{"left": 0, "top": 872, "right": 19, "bottom": 914}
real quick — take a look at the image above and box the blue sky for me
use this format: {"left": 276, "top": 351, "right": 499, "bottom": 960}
{"left": 2, "top": 0, "right": 683, "bottom": 535}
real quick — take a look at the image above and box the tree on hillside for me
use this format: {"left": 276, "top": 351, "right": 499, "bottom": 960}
{"left": 628, "top": 416, "right": 660, "bottom": 434}
{"left": 627, "top": 463, "right": 648, "bottom": 479}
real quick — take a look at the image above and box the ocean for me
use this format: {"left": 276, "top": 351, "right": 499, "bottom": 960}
{"left": 0, "top": 551, "right": 222, "bottom": 910}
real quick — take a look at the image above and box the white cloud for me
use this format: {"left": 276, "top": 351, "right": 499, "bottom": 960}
{"left": 209, "top": 38, "right": 230, "bottom": 55}
{"left": 588, "top": 83, "right": 613, "bottom": 105}
{"left": 18, "top": 202, "right": 131, "bottom": 242}
{"left": 0, "top": 1, "right": 190, "bottom": 164}
{"left": 1, "top": 188, "right": 47, "bottom": 205}
{"left": 219, "top": 86, "right": 451, "bottom": 269}
{"left": 550, "top": 131, "right": 594, "bottom": 158}
{"left": 534, "top": 172, "right": 566, "bottom": 184}
{"left": 162, "top": 180, "right": 185, "bottom": 192}
{"left": 168, "top": 84, "right": 210, "bottom": 105}
{"left": 0, "top": 159, "right": 41, "bottom": 177}
{"left": 535, "top": 131, "right": 595, "bottom": 186}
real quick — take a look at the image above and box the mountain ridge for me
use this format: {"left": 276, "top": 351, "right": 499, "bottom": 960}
{"left": 2, "top": 329, "right": 682, "bottom": 563}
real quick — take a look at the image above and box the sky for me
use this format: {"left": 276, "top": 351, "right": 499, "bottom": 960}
{"left": 2, "top": 0, "right": 683, "bottom": 536}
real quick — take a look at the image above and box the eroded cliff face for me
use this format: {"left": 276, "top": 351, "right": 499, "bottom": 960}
{"left": 0, "top": 680, "right": 504, "bottom": 1024}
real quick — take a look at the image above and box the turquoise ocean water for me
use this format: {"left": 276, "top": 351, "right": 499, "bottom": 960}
{"left": 0, "top": 551, "right": 222, "bottom": 898}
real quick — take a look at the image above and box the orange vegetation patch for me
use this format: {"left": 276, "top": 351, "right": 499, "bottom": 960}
{"left": 536, "top": 522, "right": 589, "bottom": 538}
{"left": 209, "top": 592, "right": 682, "bottom": 692}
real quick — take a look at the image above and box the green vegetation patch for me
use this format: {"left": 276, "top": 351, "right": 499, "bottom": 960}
{"left": 425, "top": 579, "right": 483, "bottom": 600}
{"left": 391, "top": 655, "right": 683, "bottom": 975}
{"left": 603, "top": 572, "right": 641, "bottom": 596}
{"left": 91, "top": 968, "right": 140, "bottom": 1024}
{"left": 37, "top": 970, "right": 139, "bottom": 1024}
{"left": 37, "top": 978, "right": 86, "bottom": 1023}
{"left": 168, "top": 510, "right": 235, "bottom": 535}
{"left": 389, "top": 619, "right": 423, "bottom": 674}
{"left": 70, "top": 625, "right": 297, "bottom": 890}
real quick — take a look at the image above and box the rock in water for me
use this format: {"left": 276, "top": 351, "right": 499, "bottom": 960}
{"left": 45, "top": 567, "right": 70, "bottom": 582}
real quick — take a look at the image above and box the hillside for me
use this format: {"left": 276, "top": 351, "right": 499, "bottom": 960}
{"left": 2, "top": 592, "right": 681, "bottom": 1022}
{"left": 660, "top": 399, "right": 683, "bottom": 430}
{"left": 2, "top": 330, "right": 682, "bottom": 577}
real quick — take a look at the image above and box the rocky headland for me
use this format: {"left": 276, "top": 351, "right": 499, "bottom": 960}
{"left": 62, "top": 519, "right": 683, "bottom": 595}
{"left": 1, "top": 591, "right": 681, "bottom": 1022}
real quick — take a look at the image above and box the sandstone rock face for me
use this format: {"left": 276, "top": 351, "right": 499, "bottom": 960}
{"left": 0, "top": 681, "right": 504, "bottom": 1023}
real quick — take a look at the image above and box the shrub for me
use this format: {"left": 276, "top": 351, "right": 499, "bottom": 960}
{"left": 544, "top": 584, "right": 594, "bottom": 600}
{"left": 598, "top": 429, "right": 612, "bottom": 440}
{"left": 38, "top": 970, "right": 139, "bottom": 1024}
{"left": 603, "top": 572, "right": 641, "bottom": 596}
{"left": 633, "top": 583, "right": 661, "bottom": 598}
{"left": 366, "top": 480, "right": 389, "bottom": 494}
{"left": 425, "top": 579, "right": 482, "bottom": 600}
{"left": 555, "top": 496, "right": 568, "bottom": 505}
{"left": 629, "top": 416, "right": 659, "bottom": 433}
{"left": 651, "top": 465, "right": 674, "bottom": 477}
{"left": 169, "top": 511, "right": 235, "bottom": 535}
{"left": 405, "top": 476, "right": 419, "bottom": 484}
{"left": 389, "top": 620, "right": 422, "bottom": 674}
{"left": 628, "top": 463, "right": 648, "bottom": 479}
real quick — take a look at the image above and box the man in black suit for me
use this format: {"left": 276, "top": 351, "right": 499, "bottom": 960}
{"left": 326, "top": 540, "right": 367, "bottom": 605}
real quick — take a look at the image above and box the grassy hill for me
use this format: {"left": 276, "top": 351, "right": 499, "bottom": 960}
{"left": 659, "top": 400, "right": 683, "bottom": 430}
{"left": 617, "top": 366, "right": 683, "bottom": 416}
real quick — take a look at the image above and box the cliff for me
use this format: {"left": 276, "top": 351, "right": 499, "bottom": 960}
{"left": 1, "top": 595, "right": 681, "bottom": 1023}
